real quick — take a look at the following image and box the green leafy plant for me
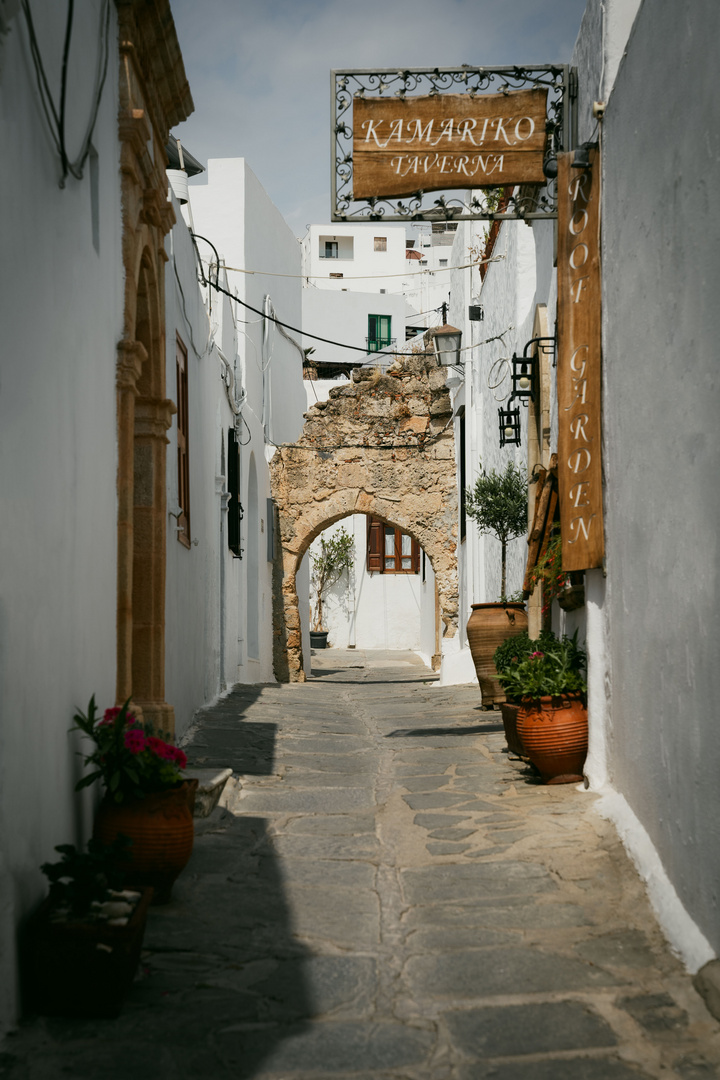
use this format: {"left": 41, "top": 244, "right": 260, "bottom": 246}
{"left": 465, "top": 461, "right": 528, "bottom": 598}
{"left": 497, "top": 631, "right": 587, "bottom": 699}
{"left": 41, "top": 838, "right": 132, "bottom": 918}
{"left": 73, "top": 698, "right": 187, "bottom": 804}
{"left": 527, "top": 529, "right": 569, "bottom": 616}
{"left": 310, "top": 526, "right": 355, "bottom": 632}
{"left": 493, "top": 629, "right": 557, "bottom": 676}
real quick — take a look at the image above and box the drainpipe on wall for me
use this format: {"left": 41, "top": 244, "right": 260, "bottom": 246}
{"left": 262, "top": 295, "right": 272, "bottom": 442}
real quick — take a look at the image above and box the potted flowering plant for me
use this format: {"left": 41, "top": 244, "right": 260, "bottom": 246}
{"left": 493, "top": 630, "right": 555, "bottom": 755}
{"left": 23, "top": 837, "right": 153, "bottom": 1017}
{"left": 497, "top": 632, "right": 588, "bottom": 783}
{"left": 73, "top": 697, "right": 187, "bottom": 804}
{"left": 73, "top": 698, "right": 197, "bottom": 903}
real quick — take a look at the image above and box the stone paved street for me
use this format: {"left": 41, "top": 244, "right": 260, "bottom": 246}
{"left": 3, "top": 652, "right": 720, "bottom": 1079}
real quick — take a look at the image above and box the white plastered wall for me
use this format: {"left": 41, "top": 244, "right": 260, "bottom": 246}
{"left": 0, "top": 1, "right": 122, "bottom": 1032}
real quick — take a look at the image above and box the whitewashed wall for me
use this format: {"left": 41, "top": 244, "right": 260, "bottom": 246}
{"left": 189, "top": 159, "right": 308, "bottom": 685}
{"left": 0, "top": 1, "right": 122, "bottom": 1032}
{"left": 591, "top": 0, "right": 720, "bottom": 959}
{"left": 302, "top": 288, "right": 408, "bottom": 368}
{"left": 444, "top": 213, "right": 549, "bottom": 687}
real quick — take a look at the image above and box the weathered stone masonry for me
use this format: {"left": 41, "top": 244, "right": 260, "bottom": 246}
{"left": 270, "top": 353, "right": 458, "bottom": 681}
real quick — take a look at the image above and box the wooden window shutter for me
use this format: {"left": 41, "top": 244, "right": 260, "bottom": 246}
{"left": 176, "top": 335, "right": 190, "bottom": 548}
{"left": 227, "top": 427, "right": 243, "bottom": 557}
{"left": 367, "top": 517, "right": 383, "bottom": 572}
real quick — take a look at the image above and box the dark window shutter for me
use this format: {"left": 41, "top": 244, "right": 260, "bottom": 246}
{"left": 228, "top": 428, "right": 243, "bottom": 557}
{"left": 367, "top": 517, "right": 383, "bottom": 572}
{"left": 412, "top": 537, "right": 420, "bottom": 574}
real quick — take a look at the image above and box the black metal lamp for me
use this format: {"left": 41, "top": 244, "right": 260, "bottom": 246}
{"left": 510, "top": 352, "right": 536, "bottom": 402}
{"left": 498, "top": 399, "right": 521, "bottom": 447}
{"left": 433, "top": 324, "right": 462, "bottom": 367}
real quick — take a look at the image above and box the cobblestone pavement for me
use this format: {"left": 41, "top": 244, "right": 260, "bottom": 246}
{"left": 3, "top": 651, "right": 720, "bottom": 1079}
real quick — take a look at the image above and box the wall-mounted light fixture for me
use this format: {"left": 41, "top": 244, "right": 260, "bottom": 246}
{"left": 498, "top": 400, "right": 521, "bottom": 447}
{"left": 510, "top": 353, "right": 536, "bottom": 403}
{"left": 433, "top": 324, "right": 463, "bottom": 367}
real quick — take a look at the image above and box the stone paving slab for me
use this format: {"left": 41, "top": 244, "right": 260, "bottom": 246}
{"left": 2, "top": 649, "right": 720, "bottom": 1079}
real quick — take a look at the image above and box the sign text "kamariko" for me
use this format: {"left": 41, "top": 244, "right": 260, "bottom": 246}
{"left": 352, "top": 88, "right": 547, "bottom": 200}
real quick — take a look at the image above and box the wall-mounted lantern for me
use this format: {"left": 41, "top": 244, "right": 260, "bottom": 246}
{"left": 433, "top": 324, "right": 463, "bottom": 367}
{"left": 498, "top": 400, "right": 521, "bottom": 447}
{"left": 510, "top": 353, "right": 536, "bottom": 402}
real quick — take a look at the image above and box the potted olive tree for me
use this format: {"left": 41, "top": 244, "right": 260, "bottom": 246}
{"left": 309, "top": 526, "right": 355, "bottom": 649}
{"left": 465, "top": 461, "right": 529, "bottom": 707}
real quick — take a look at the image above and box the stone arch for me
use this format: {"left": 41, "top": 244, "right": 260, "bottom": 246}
{"left": 270, "top": 354, "right": 458, "bottom": 682}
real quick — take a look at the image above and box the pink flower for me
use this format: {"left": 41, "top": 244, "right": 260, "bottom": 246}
{"left": 124, "top": 729, "right": 146, "bottom": 755}
{"left": 168, "top": 746, "right": 187, "bottom": 770}
{"left": 146, "top": 736, "right": 172, "bottom": 760}
{"left": 530, "top": 651, "right": 544, "bottom": 659}
{"left": 100, "top": 706, "right": 136, "bottom": 727}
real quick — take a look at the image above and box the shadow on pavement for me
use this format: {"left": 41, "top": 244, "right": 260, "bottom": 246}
{"left": 386, "top": 722, "right": 505, "bottom": 737}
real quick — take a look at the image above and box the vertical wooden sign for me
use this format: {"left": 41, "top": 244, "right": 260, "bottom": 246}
{"left": 557, "top": 148, "right": 604, "bottom": 571}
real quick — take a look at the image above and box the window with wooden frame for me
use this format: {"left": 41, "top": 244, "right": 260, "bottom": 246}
{"left": 374, "top": 236, "right": 387, "bottom": 252}
{"left": 367, "top": 517, "right": 420, "bottom": 574}
{"left": 175, "top": 334, "right": 190, "bottom": 548}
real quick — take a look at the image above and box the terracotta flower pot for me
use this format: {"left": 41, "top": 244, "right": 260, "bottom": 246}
{"left": 93, "top": 779, "right": 198, "bottom": 904}
{"left": 500, "top": 700, "right": 524, "bottom": 757}
{"left": 466, "top": 602, "right": 528, "bottom": 708}
{"left": 23, "top": 887, "right": 153, "bottom": 1017}
{"left": 517, "top": 693, "right": 588, "bottom": 784}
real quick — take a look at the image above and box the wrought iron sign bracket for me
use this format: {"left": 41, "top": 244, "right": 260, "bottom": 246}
{"left": 331, "top": 65, "right": 577, "bottom": 224}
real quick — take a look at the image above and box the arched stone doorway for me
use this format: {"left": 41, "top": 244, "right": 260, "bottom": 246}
{"left": 115, "top": 8, "right": 192, "bottom": 732}
{"left": 270, "top": 354, "right": 458, "bottom": 682}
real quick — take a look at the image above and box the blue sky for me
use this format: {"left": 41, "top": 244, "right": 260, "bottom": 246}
{"left": 171, "top": 0, "right": 589, "bottom": 236}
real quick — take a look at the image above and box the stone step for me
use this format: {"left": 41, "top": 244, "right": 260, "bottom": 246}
{"left": 184, "top": 767, "right": 235, "bottom": 818}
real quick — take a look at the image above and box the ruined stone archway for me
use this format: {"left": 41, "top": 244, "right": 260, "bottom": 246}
{"left": 270, "top": 353, "right": 458, "bottom": 682}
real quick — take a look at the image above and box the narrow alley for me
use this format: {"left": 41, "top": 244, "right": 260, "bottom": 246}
{"left": 4, "top": 654, "right": 719, "bottom": 1079}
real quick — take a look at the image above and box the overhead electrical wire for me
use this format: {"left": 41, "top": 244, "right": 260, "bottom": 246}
{"left": 215, "top": 255, "right": 504, "bottom": 282}
{"left": 21, "top": 0, "right": 111, "bottom": 186}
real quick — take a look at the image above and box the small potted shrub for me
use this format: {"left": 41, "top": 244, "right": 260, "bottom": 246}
{"left": 497, "top": 631, "right": 588, "bottom": 783}
{"left": 465, "top": 461, "right": 529, "bottom": 706}
{"left": 73, "top": 698, "right": 197, "bottom": 903}
{"left": 309, "top": 526, "right": 355, "bottom": 649}
{"left": 23, "top": 838, "right": 153, "bottom": 1017}
{"left": 493, "top": 630, "right": 557, "bottom": 755}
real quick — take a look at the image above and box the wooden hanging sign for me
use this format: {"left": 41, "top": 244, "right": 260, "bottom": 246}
{"left": 556, "top": 149, "right": 604, "bottom": 571}
{"left": 352, "top": 88, "right": 548, "bottom": 199}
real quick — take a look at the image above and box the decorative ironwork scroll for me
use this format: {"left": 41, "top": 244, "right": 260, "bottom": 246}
{"left": 331, "top": 65, "right": 576, "bottom": 223}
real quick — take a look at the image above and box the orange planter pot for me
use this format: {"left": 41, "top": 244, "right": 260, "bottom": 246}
{"left": 466, "top": 603, "right": 528, "bottom": 708}
{"left": 94, "top": 779, "right": 198, "bottom": 904}
{"left": 517, "top": 694, "right": 588, "bottom": 784}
